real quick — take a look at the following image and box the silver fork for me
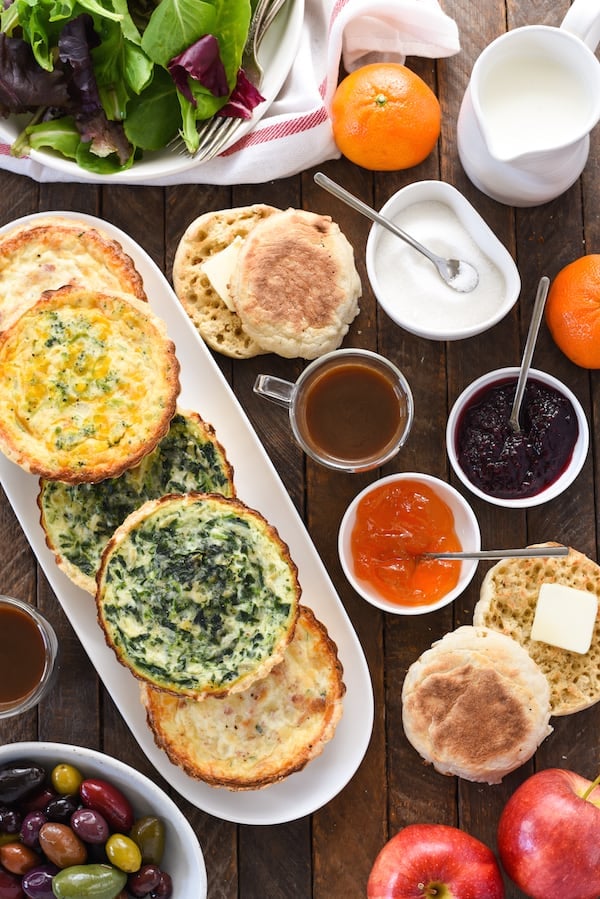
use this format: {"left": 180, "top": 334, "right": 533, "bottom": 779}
{"left": 182, "top": 0, "right": 290, "bottom": 162}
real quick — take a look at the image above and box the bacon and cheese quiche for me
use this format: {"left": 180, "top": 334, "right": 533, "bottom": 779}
{"left": 38, "top": 409, "right": 235, "bottom": 594}
{"left": 140, "top": 605, "right": 345, "bottom": 790}
{"left": 0, "top": 285, "right": 180, "bottom": 482}
{"left": 96, "top": 493, "right": 300, "bottom": 700}
{"left": 0, "top": 216, "right": 147, "bottom": 331}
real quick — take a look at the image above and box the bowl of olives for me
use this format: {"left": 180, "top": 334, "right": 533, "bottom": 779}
{"left": 0, "top": 741, "right": 206, "bottom": 899}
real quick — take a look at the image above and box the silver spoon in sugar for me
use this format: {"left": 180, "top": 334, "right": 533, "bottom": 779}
{"left": 314, "top": 172, "right": 480, "bottom": 293}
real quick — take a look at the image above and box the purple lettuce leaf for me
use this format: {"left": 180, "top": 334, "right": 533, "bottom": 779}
{"left": 57, "top": 14, "right": 130, "bottom": 164}
{"left": 218, "top": 68, "right": 264, "bottom": 120}
{"left": 0, "top": 33, "right": 70, "bottom": 114}
{"left": 167, "top": 34, "right": 228, "bottom": 106}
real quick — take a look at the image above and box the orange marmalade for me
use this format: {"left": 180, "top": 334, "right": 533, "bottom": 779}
{"left": 350, "top": 479, "right": 462, "bottom": 607}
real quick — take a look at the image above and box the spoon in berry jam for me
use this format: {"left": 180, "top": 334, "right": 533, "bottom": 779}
{"left": 509, "top": 275, "right": 550, "bottom": 432}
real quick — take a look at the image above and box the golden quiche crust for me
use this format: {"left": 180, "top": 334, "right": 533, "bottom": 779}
{"left": 0, "top": 216, "right": 147, "bottom": 331}
{"left": 140, "top": 605, "right": 345, "bottom": 790}
{"left": 0, "top": 284, "right": 180, "bottom": 482}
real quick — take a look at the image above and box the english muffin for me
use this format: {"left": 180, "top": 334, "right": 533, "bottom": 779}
{"left": 172, "top": 204, "right": 279, "bottom": 358}
{"left": 0, "top": 216, "right": 147, "bottom": 331}
{"left": 402, "top": 625, "right": 552, "bottom": 784}
{"left": 0, "top": 285, "right": 180, "bottom": 482}
{"left": 231, "top": 208, "right": 361, "bottom": 359}
{"left": 473, "top": 543, "right": 600, "bottom": 715}
{"left": 140, "top": 605, "right": 345, "bottom": 790}
{"left": 39, "top": 409, "right": 235, "bottom": 594}
{"left": 96, "top": 493, "right": 300, "bottom": 700}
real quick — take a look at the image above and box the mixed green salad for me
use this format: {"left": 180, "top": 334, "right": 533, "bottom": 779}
{"left": 0, "top": 0, "right": 264, "bottom": 173}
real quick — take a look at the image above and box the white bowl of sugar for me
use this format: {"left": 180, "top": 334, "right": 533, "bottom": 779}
{"left": 365, "top": 180, "right": 521, "bottom": 340}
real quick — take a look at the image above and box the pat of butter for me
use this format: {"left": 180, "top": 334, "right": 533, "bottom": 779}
{"left": 200, "top": 236, "right": 244, "bottom": 311}
{"left": 531, "top": 582, "right": 598, "bottom": 654}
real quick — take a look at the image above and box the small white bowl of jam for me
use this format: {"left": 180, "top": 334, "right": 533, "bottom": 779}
{"left": 0, "top": 595, "right": 58, "bottom": 718}
{"left": 365, "top": 180, "right": 521, "bottom": 341}
{"left": 446, "top": 367, "right": 589, "bottom": 508}
{"left": 338, "top": 472, "right": 480, "bottom": 614}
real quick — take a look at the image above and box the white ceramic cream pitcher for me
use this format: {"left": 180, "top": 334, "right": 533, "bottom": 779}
{"left": 457, "top": 0, "right": 600, "bottom": 206}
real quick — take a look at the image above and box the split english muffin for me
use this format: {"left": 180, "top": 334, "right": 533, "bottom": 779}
{"left": 473, "top": 543, "right": 600, "bottom": 715}
{"left": 0, "top": 216, "right": 147, "bottom": 331}
{"left": 402, "top": 625, "right": 552, "bottom": 784}
{"left": 0, "top": 285, "right": 180, "bottom": 483}
{"left": 38, "top": 409, "right": 235, "bottom": 594}
{"left": 96, "top": 492, "right": 300, "bottom": 700}
{"left": 172, "top": 205, "right": 361, "bottom": 359}
{"left": 172, "top": 204, "right": 279, "bottom": 359}
{"left": 140, "top": 605, "right": 345, "bottom": 790}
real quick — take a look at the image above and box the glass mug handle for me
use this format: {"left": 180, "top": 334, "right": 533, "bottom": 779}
{"left": 253, "top": 374, "right": 295, "bottom": 408}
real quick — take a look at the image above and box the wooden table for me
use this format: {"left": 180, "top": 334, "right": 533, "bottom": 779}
{"left": 1, "top": 0, "right": 599, "bottom": 895}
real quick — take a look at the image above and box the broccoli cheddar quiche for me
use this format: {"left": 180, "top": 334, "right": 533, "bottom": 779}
{"left": 96, "top": 493, "right": 300, "bottom": 699}
{"left": 0, "top": 285, "right": 180, "bottom": 482}
{"left": 39, "top": 410, "right": 235, "bottom": 594}
{"left": 141, "top": 606, "right": 345, "bottom": 790}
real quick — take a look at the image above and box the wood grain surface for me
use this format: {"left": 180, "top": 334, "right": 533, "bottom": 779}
{"left": 1, "top": 1, "right": 599, "bottom": 896}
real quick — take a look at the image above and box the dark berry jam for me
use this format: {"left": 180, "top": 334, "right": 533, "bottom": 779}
{"left": 455, "top": 377, "right": 579, "bottom": 499}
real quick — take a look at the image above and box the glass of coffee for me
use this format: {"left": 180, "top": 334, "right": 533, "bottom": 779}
{"left": 0, "top": 595, "right": 59, "bottom": 718}
{"left": 253, "top": 348, "right": 414, "bottom": 472}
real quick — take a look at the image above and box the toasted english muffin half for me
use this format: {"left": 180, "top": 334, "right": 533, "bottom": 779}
{"left": 172, "top": 204, "right": 279, "bottom": 359}
{"left": 97, "top": 493, "right": 300, "bottom": 700}
{"left": 402, "top": 625, "right": 552, "bottom": 784}
{"left": 473, "top": 543, "right": 600, "bottom": 715}
{"left": 0, "top": 216, "right": 147, "bottom": 331}
{"left": 231, "top": 208, "right": 361, "bottom": 359}
{"left": 0, "top": 285, "right": 180, "bottom": 482}
{"left": 38, "top": 409, "right": 235, "bottom": 594}
{"left": 140, "top": 605, "right": 345, "bottom": 790}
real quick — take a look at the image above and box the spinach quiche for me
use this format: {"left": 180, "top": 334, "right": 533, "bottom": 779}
{"left": 96, "top": 493, "right": 300, "bottom": 699}
{"left": 38, "top": 410, "right": 235, "bottom": 594}
{"left": 0, "top": 285, "right": 180, "bottom": 482}
{"left": 140, "top": 605, "right": 345, "bottom": 790}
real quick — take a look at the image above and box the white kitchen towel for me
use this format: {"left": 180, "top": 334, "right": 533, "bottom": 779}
{"left": 0, "top": 0, "right": 460, "bottom": 185}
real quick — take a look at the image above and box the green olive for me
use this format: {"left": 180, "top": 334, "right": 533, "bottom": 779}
{"left": 105, "top": 833, "right": 142, "bottom": 873}
{"left": 51, "top": 763, "right": 84, "bottom": 795}
{"left": 51, "top": 863, "right": 127, "bottom": 899}
{"left": 129, "top": 815, "right": 166, "bottom": 865}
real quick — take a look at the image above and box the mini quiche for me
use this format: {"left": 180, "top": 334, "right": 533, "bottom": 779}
{"left": 140, "top": 605, "right": 345, "bottom": 790}
{"left": 96, "top": 493, "right": 300, "bottom": 699}
{"left": 38, "top": 410, "right": 235, "bottom": 594}
{"left": 0, "top": 216, "right": 147, "bottom": 331}
{"left": 0, "top": 285, "right": 180, "bottom": 482}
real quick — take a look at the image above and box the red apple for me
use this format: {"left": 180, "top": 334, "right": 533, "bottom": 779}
{"left": 367, "top": 823, "right": 505, "bottom": 898}
{"left": 497, "top": 768, "right": 600, "bottom": 899}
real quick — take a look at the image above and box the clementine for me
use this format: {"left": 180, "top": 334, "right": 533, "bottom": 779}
{"left": 330, "top": 63, "right": 441, "bottom": 171}
{"left": 546, "top": 254, "right": 600, "bottom": 368}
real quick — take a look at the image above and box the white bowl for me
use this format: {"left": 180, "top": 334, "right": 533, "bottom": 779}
{"left": 0, "top": 742, "right": 207, "bottom": 897}
{"left": 365, "top": 180, "right": 521, "bottom": 340}
{"left": 338, "top": 472, "right": 480, "bottom": 615}
{"left": 446, "top": 366, "right": 589, "bottom": 508}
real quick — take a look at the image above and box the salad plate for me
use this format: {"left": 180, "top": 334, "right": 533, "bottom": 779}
{"left": 0, "top": 211, "right": 374, "bottom": 826}
{"left": 0, "top": 0, "right": 304, "bottom": 183}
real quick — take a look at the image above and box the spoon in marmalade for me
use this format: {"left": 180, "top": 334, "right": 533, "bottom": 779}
{"left": 314, "top": 172, "right": 480, "bottom": 293}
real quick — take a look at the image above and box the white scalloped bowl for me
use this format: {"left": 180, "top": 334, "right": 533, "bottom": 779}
{"left": 0, "top": 742, "right": 207, "bottom": 898}
{"left": 338, "top": 472, "right": 480, "bottom": 615}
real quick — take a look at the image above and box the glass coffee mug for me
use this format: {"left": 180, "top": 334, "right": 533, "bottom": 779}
{"left": 253, "top": 348, "right": 414, "bottom": 472}
{"left": 0, "top": 595, "right": 59, "bottom": 719}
